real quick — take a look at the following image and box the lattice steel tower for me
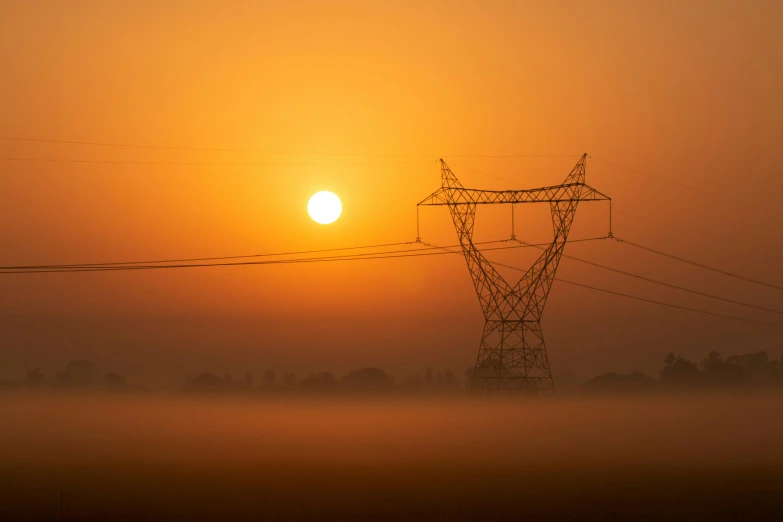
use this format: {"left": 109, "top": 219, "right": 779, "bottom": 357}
{"left": 418, "top": 154, "right": 610, "bottom": 394}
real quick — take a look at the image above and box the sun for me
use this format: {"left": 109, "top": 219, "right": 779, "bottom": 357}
{"left": 307, "top": 191, "right": 342, "bottom": 224}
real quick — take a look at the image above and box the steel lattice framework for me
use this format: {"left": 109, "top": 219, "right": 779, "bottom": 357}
{"left": 418, "top": 154, "right": 611, "bottom": 394}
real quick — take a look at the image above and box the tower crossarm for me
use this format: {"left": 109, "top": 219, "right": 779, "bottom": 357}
{"left": 416, "top": 153, "right": 612, "bottom": 394}
{"left": 418, "top": 183, "right": 609, "bottom": 206}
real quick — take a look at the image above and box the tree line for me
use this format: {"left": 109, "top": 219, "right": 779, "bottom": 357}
{"left": 2, "top": 350, "right": 781, "bottom": 396}
{"left": 182, "top": 366, "right": 463, "bottom": 395}
{"left": 0, "top": 360, "right": 146, "bottom": 393}
{"left": 0, "top": 362, "right": 464, "bottom": 395}
{"left": 584, "top": 350, "right": 783, "bottom": 393}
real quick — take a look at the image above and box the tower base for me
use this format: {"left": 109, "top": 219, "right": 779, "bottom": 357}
{"left": 470, "top": 320, "right": 555, "bottom": 395}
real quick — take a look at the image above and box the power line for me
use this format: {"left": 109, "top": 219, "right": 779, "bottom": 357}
{"left": 440, "top": 154, "right": 580, "bottom": 159}
{"left": 0, "top": 239, "right": 555, "bottom": 273}
{"left": 423, "top": 241, "right": 783, "bottom": 329}
{"left": 4, "top": 234, "right": 781, "bottom": 329}
{"left": 515, "top": 239, "right": 783, "bottom": 316}
{"left": 0, "top": 136, "right": 578, "bottom": 159}
{"left": 0, "top": 240, "right": 420, "bottom": 269}
{"left": 614, "top": 237, "right": 783, "bottom": 292}
{"left": 553, "top": 277, "right": 783, "bottom": 329}
{"left": 8, "top": 230, "right": 779, "bottom": 327}
{"left": 0, "top": 157, "right": 432, "bottom": 166}
{"left": 0, "top": 136, "right": 403, "bottom": 156}
{"left": 608, "top": 205, "right": 783, "bottom": 259}
{"left": 0, "top": 236, "right": 609, "bottom": 271}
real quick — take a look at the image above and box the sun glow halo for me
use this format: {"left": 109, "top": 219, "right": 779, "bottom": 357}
{"left": 307, "top": 191, "right": 342, "bottom": 224}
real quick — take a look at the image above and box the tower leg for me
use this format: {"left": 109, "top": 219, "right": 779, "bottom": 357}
{"left": 471, "top": 320, "right": 554, "bottom": 395}
{"left": 429, "top": 156, "right": 590, "bottom": 397}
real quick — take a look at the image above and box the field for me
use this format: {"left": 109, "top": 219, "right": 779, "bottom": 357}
{"left": 1, "top": 393, "right": 782, "bottom": 521}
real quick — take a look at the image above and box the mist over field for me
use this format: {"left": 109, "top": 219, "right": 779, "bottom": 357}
{"left": 1, "top": 393, "right": 782, "bottom": 521}
{"left": 2, "top": 0, "right": 783, "bottom": 520}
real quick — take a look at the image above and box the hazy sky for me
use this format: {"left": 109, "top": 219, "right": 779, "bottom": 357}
{"left": 1, "top": 1, "right": 781, "bottom": 386}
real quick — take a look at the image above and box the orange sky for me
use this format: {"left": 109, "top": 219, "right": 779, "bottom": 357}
{"left": 1, "top": 1, "right": 782, "bottom": 386}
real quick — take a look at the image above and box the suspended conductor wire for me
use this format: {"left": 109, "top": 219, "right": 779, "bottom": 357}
{"left": 613, "top": 237, "right": 783, "bottom": 292}
{"left": 0, "top": 239, "right": 533, "bottom": 273}
{"left": 0, "top": 136, "right": 418, "bottom": 156}
{"left": 423, "top": 241, "right": 783, "bottom": 329}
{"left": 553, "top": 278, "right": 783, "bottom": 329}
{"left": 0, "top": 136, "right": 580, "bottom": 159}
{"left": 0, "top": 240, "right": 421, "bottom": 269}
{"left": 0, "top": 240, "right": 524, "bottom": 274}
{"left": 0, "top": 237, "right": 613, "bottom": 274}
{"left": 0, "top": 157, "right": 434, "bottom": 166}
{"left": 0, "top": 239, "right": 525, "bottom": 271}
{"left": 4, "top": 236, "right": 782, "bottom": 329}
{"left": 515, "top": 239, "right": 783, "bottom": 316}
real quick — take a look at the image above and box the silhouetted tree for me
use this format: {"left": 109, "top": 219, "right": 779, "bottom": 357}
{"left": 701, "top": 351, "right": 746, "bottom": 386}
{"left": 263, "top": 368, "right": 277, "bottom": 388}
{"left": 183, "top": 372, "right": 225, "bottom": 392}
{"left": 54, "top": 372, "right": 74, "bottom": 388}
{"left": 66, "top": 360, "right": 96, "bottom": 387}
{"left": 464, "top": 367, "right": 474, "bottom": 389}
{"left": 342, "top": 367, "right": 393, "bottom": 393}
{"left": 242, "top": 370, "right": 254, "bottom": 389}
{"left": 402, "top": 373, "right": 423, "bottom": 392}
{"left": 103, "top": 372, "right": 126, "bottom": 388}
{"left": 584, "top": 371, "right": 656, "bottom": 394}
{"left": 427, "top": 369, "right": 459, "bottom": 393}
{"left": 727, "top": 351, "right": 779, "bottom": 386}
{"left": 282, "top": 372, "right": 297, "bottom": 387}
{"left": 0, "top": 379, "right": 19, "bottom": 391}
{"left": 23, "top": 368, "right": 46, "bottom": 388}
{"left": 660, "top": 353, "right": 700, "bottom": 386}
{"left": 300, "top": 372, "right": 337, "bottom": 392}
{"left": 424, "top": 368, "right": 434, "bottom": 388}
{"left": 442, "top": 369, "right": 458, "bottom": 390}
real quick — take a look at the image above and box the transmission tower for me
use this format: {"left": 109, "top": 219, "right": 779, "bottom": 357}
{"left": 418, "top": 154, "right": 611, "bottom": 394}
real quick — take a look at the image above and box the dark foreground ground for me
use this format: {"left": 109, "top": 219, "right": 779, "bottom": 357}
{"left": 0, "top": 394, "right": 781, "bottom": 521}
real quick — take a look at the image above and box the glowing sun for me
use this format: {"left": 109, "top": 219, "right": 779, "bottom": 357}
{"left": 307, "top": 191, "right": 342, "bottom": 224}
